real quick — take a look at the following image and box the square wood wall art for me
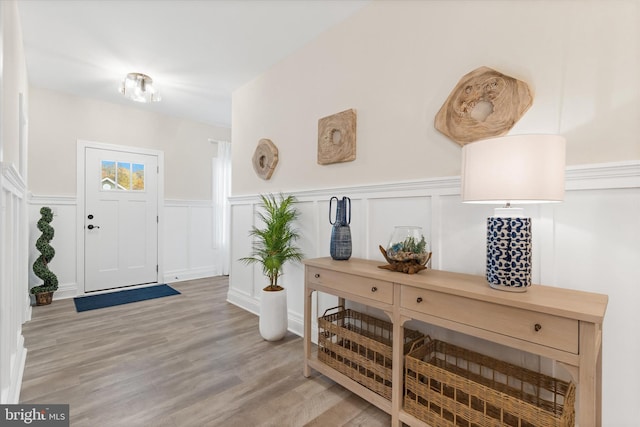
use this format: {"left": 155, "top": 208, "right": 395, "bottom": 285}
{"left": 317, "top": 109, "right": 357, "bottom": 165}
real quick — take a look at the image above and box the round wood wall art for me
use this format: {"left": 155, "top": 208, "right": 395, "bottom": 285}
{"left": 252, "top": 138, "right": 279, "bottom": 180}
{"left": 318, "top": 109, "right": 356, "bottom": 165}
{"left": 434, "top": 66, "right": 533, "bottom": 146}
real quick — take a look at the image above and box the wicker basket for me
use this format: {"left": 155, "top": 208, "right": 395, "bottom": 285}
{"left": 404, "top": 337, "right": 575, "bottom": 427}
{"left": 318, "top": 307, "right": 424, "bottom": 400}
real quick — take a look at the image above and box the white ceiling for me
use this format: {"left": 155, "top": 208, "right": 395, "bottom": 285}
{"left": 17, "top": 0, "right": 369, "bottom": 128}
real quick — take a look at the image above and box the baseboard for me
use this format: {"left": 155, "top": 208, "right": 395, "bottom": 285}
{"left": 27, "top": 282, "right": 78, "bottom": 303}
{"left": 24, "top": 295, "right": 32, "bottom": 322}
{"left": 52, "top": 282, "right": 78, "bottom": 300}
{"left": 288, "top": 312, "right": 304, "bottom": 338}
{"left": 164, "top": 267, "right": 218, "bottom": 283}
{"left": 5, "top": 335, "right": 27, "bottom": 404}
{"left": 34, "top": 273, "right": 221, "bottom": 300}
{"left": 226, "top": 288, "right": 259, "bottom": 316}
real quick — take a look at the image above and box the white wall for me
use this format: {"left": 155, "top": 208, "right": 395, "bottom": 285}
{"left": 231, "top": 0, "right": 639, "bottom": 196}
{"left": 229, "top": 1, "right": 640, "bottom": 425}
{"left": 28, "top": 87, "right": 230, "bottom": 200}
{"left": 228, "top": 163, "right": 640, "bottom": 426}
{"left": 0, "top": 0, "right": 28, "bottom": 168}
{"left": 24, "top": 86, "right": 231, "bottom": 298}
{"left": 0, "top": 0, "right": 30, "bottom": 404}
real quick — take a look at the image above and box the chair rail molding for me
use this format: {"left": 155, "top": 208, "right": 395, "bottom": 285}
{"left": 228, "top": 160, "right": 640, "bottom": 347}
{"left": 565, "top": 160, "right": 640, "bottom": 190}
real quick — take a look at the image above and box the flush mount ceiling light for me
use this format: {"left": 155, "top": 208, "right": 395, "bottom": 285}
{"left": 119, "top": 72, "right": 161, "bottom": 103}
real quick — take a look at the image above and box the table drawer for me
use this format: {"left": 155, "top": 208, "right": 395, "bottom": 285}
{"left": 401, "top": 287, "right": 579, "bottom": 354}
{"left": 307, "top": 266, "right": 393, "bottom": 304}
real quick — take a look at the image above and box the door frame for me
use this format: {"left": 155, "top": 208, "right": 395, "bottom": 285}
{"left": 76, "top": 140, "right": 165, "bottom": 295}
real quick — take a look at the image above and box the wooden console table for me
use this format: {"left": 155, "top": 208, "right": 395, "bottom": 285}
{"left": 303, "top": 257, "right": 607, "bottom": 427}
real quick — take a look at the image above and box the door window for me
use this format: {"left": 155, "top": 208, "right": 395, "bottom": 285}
{"left": 101, "top": 160, "right": 145, "bottom": 191}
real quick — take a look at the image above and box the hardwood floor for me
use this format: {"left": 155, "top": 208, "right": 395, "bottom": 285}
{"left": 20, "top": 277, "right": 390, "bottom": 427}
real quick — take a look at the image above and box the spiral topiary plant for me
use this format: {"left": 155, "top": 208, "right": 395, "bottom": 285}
{"left": 30, "top": 206, "right": 58, "bottom": 295}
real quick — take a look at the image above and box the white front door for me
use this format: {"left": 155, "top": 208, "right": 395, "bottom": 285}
{"left": 84, "top": 147, "right": 159, "bottom": 292}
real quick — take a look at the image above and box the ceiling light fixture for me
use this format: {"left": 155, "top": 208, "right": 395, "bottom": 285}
{"left": 119, "top": 72, "right": 161, "bottom": 103}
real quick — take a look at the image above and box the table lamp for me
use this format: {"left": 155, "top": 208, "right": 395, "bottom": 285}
{"left": 461, "top": 134, "right": 566, "bottom": 291}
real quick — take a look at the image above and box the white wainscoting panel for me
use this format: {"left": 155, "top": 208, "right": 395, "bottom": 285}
{"left": 228, "top": 202, "right": 258, "bottom": 315}
{"left": 437, "top": 194, "right": 488, "bottom": 275}
{"left": 164, "top": 205, "right": 189, "bottom": 276}
{"left": 367, "top": 195, "right": 432, "bottom": 261}
{"left": 27, "top": 197, "right": 221, "bottom": 296}
{"left": 163, "top": 200, "right": 220, "bottom": 282}
{"left": 0, "top": 163, "right": 29, "bottom": 404}
{"left": 227, "top": 161, "right": 640, "bottom": 425}
{"left": 551, "top": 186, "right": 640, "bottom": 425}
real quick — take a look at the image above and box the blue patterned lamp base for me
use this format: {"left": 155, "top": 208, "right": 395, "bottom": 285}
{"left": 486, "top": 217, "right": 532, "bottom": 292}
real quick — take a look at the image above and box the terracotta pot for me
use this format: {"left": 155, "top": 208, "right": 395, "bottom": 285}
{"left": 35, "top": 291, "right": 53, "bottom": 306}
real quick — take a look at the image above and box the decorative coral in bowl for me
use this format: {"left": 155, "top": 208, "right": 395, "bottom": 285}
{"left": 379, "top": 226, "right": 432, "bottom": 274}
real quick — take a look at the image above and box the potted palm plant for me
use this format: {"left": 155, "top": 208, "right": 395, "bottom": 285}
{"left": 241, "top": 193, "right": 303, "bottom": 341}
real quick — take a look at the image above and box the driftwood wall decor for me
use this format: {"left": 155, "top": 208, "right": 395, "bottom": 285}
{"left": 317, "top": 109, "right": 357, "bottom": 165}
{"left": 252, "top": 138, "right": 279, "bottom": 180}
{"left": 434, "top": 66, "right": 533, "bottom": 146}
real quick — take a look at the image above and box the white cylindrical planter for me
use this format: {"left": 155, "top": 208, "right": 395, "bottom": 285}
{"left": 259, "top": 287, "right": 288, "bottom": 341}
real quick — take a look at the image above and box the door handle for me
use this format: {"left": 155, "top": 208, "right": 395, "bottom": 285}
{"left": 87, "top": 224, "right": 100, "bottom": 230}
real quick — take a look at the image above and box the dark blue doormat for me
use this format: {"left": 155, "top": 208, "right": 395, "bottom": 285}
{"left": 73, "top": 284, "right": 180, "bottom": 312}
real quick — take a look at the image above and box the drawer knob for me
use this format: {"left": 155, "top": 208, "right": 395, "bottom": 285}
{"left": 314, "top": 273, "right": 320, "bottom": 279}
{"left": 416, "top": 297, "right": 423, "bottom": 303}
{"left": 534, "top": 323, "right": 542, "bottom": 332}
{"left": 371, "top": 286, "right": 378, "bottom": 292}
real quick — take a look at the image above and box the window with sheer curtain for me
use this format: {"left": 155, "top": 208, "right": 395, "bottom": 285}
{"left": 212, "top": 140, "right": 231, "bottom": 275}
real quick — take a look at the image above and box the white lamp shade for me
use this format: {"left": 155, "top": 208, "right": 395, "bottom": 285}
{"left": 461, "top": 134, "right": 566, "bottom": 204}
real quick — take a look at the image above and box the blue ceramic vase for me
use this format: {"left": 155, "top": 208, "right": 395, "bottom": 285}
{"left": 329, "top": 196, "right": 351, "bottom": 260}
